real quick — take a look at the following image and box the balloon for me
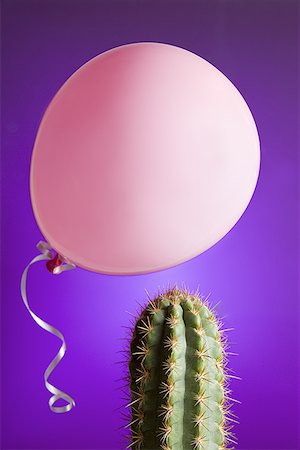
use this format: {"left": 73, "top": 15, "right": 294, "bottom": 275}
{"left": 30, "top": 42, "right": 260, "bottom": 275}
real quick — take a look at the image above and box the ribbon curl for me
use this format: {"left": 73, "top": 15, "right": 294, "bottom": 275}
{"left": 20, "top": 241, "right": 76, "bottom": 413}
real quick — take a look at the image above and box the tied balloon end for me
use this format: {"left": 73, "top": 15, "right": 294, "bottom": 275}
{"left": 46, "top": 253, "right": 63, "bottom": 274}
{"left": 39, "top": 243, "right": 76, "bottom": 275}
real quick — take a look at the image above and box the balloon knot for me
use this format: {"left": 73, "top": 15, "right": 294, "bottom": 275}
{"left": 46, "top": 253, "right": 64, "bottom": 274}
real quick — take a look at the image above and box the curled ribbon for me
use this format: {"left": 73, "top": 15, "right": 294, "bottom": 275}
{"left": 20, "top": 241, "right": 76, "bottom": 413}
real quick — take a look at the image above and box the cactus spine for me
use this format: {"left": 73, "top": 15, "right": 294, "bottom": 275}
{"left": 128, "top": 287, "right": 235, "bottom": 449}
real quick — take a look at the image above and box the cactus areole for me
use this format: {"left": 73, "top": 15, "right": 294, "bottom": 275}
{"left": 128, "top": 288, "right": 236, "bottom": 450}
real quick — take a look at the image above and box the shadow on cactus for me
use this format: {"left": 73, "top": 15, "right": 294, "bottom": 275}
{"left": 126, "top": 286, "right": 239, "bottom": 450}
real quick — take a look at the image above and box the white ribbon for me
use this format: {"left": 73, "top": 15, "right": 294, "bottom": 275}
{"left": 20, "top": 241, "right": 76, "bottom": 413}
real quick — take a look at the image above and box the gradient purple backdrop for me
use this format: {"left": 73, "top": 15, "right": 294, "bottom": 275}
{"left": 1, "top": 1, "right": 299, "bottom": 449}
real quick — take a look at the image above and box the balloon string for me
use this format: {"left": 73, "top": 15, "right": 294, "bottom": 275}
{"left": 20, "top": 241, "right": 76, "bottom": 413}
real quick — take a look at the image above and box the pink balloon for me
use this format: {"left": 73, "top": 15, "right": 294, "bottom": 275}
{"left": 30, "top": 42, "right": 260, "bottom": 275}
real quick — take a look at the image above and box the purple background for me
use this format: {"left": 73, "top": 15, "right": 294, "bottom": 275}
{"left": 1, "top": 1, "right": 299, "bottom": 449}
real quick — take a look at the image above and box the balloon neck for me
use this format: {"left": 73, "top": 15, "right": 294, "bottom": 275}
{"left": 46, "top": 253, "right": 64, "bottom": 274}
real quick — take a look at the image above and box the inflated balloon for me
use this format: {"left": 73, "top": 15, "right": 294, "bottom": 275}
{"left": 22, "top": 42, "right": 260, "bottom": 413}
{"left": 30, "top": 42, "right": 260, "bottom": 275}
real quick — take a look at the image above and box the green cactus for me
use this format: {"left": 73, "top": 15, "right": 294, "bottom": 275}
{"left": 127, "top": 287, "right": 236, "bottom": 450}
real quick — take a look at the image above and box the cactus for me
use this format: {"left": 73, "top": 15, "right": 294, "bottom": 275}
{"left": 127, "top": 287, "right": 236, "bottom": 450}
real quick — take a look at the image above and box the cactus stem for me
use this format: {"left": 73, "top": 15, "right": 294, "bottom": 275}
{"left": 125, "top": 414, "right": 143, "bottom": 429}
{"left": 193, "top": 392, "right": 211, "bottom": 406}
{"left": 127, "top": 431, "right": 143, "bottom": 449}
{"left": 193, "top": 412, "right": 210, "bottom": 429}
{"left": 159, "top": 403, "right": 174, "bottom": 420}
{"left": 137, "top": 316, "right": 153, "bottom": 336}
{"left": 147, "top": 300, "right": 161, "bottom": 314}
{"left": 162, "top": 362, "right": 176, "bottom": 375}
{"left": 158, "top": 424, "right": 172, "bottom": 443}
{"left": 160, "top": 381, "right": 175, "bottom": 398}
{"left": 191, "top": 434, "right": 208, "bottom": 450}
{"left": 125, "top": 390, "right": 143, "bottom": 408}
{"left": 128, "top": 287, "right": 237, "bottom": 449}
{"left": 165, "top": 315, "right": 179, "bottom": 328}
{"left": 194, "top": 370, "right": 211, "bottom": 383}
{"left": 195, "top": 348, "right": 211, "bottom": 359}
{"left": 164, "top": 336, "right": 178, "bottom": 350}
{"left": 132, "top": 343, "right": 150, "bottom": 361}
{"left": 194, "top": 399, "right": 212, "bottom": 412}
{"left": 190, "top": 306, "right": 200, "bottom": 315}
{"left": 135, "top": 366, "right": 150, "bottom": 385}
{"left": 161, "top": 445, "right": 172, "bottom": 450}
{"left": 125, "top": 398, "right": 140, "bottom": 409}
{"left": 194, "top": 326, "right": 205, "bottom": 337}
